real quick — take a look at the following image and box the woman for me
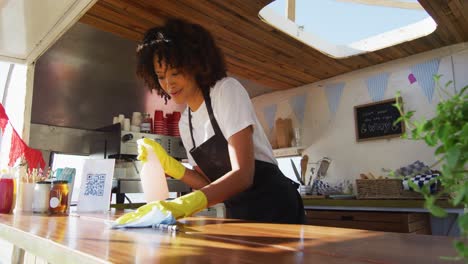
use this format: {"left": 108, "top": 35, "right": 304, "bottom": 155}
{"left": 115, "top": 19, "right": 305, "bottom": 226}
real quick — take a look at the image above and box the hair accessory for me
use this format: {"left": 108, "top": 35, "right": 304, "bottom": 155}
{"left": 136, "top": 32, "right": 171, "bottom": 52}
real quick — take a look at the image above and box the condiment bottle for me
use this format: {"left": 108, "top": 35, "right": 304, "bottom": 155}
{"left": 49, "top": 180, "right": 69, "bottom": 214}
{"left": 0, "top": 171, "right": 15, "bottom": 214}
{"left": 33, "top": 181, "right": 51, "bottom": 214}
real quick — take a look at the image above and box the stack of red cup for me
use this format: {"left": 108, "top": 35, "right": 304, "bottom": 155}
{"left": 171, "top": 111, "right": 181, "bottom": 137}
{"left": 153, "top": 110, "right": 181, "bottom": 136}
{"left": 154, "top": 110, "right": 164, "bottom": 134}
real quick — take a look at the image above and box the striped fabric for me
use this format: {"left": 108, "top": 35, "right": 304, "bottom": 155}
{"left": 325, "top": 83, "right": 345, "bottom": 115}
{"left": 410, "top": 59, "right": 440, "bottom": 103}
{"left": 366, "top": 73, "right": 390, "bottom": 102}
{"left": 289, "top": 94, "right": 307, "bottom": 124}
{"left": 263, "top": 104, "right": 277, "bottom": 132}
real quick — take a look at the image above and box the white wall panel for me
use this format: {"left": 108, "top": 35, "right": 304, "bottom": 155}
{"left": 252, "top": 43, "right": 468, "bottom": 186}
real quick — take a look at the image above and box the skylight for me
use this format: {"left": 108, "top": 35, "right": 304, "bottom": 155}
{"left": 259, "top": 0, "right": 437, "bottom": 58}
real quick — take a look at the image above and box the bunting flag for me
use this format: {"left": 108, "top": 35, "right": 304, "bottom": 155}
{"left": 289, "top": 93, "right": 307, "bottom": 125}
{"left": 8, "top": 130, "right": 45, "bottom": 169}
{"left": 325, "top": 83, "right": 345, "bottom": 115}
{"left": 263, "top": 104, "right": 277, "bottom": 132}
{"left": 410, "top": 58, "right": 440, "bottom": 103}
{"left": 0, "top": 103, "right": 45, "bottom": 170}
{"left": 366, "top": 73, "right": 389, "bottom": 102}
{"left": 408, "top": 73, "right": 417, "bottom": 84}
{"left": 0, "top": 104, "right": 7, "bottom": 133}
{"left": 9, "top": 129, "right": 26, "bottom": 167}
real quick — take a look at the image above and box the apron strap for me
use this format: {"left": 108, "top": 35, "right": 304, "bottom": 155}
{"left": 188, "top": 91, "right": 225, "bottom": 148}
{"left": 188, "top": 110, "right": 196, "bottom": 148}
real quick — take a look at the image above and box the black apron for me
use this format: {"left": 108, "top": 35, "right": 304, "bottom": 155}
{"left": 188, "top": 92, "right": 305, "bottom": 224}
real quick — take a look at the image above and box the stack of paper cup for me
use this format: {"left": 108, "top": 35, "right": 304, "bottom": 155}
{"left": 118, "top": 114, "right": 125, "bottom": 123}
{"left": 118, "top": 114, "right": 125, "bottom": 130}
{"left": 112, "top": 116, "right": 119, "bottom": 124}
{"left": 132, "top": 112, "right": 142, "bottom": 126}
{"left": 123, "top": 118, "right": 131, "bottom": 131}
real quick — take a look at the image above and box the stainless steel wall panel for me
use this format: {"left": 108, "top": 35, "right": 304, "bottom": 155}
{"left": 32, "top": 22, "right": 147, "bottom": 130}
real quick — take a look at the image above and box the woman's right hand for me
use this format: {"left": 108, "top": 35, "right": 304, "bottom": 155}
{"left": 137, "top": 138, "right": 186, "bottom": 179}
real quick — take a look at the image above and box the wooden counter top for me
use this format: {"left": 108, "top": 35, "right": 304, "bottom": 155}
{"left": 0, "top": 210, "right": 461, "bottom": 263}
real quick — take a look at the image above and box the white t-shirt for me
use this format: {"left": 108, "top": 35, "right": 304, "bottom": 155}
{"left": 179, "top": 77, "right": 277, "bottom": 167}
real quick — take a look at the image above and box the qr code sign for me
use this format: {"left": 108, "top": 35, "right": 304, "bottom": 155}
{"left": 84, "top": 173, "right": 106, "bottom": 196}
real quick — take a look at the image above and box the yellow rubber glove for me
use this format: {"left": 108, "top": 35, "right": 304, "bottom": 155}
{"left": 114, "top": 190, "right": 208, "bottom": 226}
{"left": 137, "top": 138, "right": 186, "bottom": 179}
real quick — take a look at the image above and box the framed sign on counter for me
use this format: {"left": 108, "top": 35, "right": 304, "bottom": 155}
{"left": 354, "top": 98, "right": 405, "bottom": 142}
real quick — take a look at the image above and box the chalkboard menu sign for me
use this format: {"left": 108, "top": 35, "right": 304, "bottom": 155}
{"left": 354, "top": 98, "right": 405, "bottom": 141}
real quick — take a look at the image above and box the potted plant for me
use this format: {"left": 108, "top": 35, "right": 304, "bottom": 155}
{"left": 394, "top": 74, "right": 467, "bottom": 260}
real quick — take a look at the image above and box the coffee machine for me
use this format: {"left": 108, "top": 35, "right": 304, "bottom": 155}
{"left": 89, "top": 124, "right": 190, "bottom": 203}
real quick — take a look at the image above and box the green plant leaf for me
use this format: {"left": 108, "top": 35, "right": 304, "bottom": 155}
{"left": 394, "top": 78, "right": 467, "bottom": 260}
{"left": 458, "top": 214, "right": 468, "bottom": 235}
{"left": 462, "top": 123, "right": 468, "bottom": 142}
{"left": 425, "top": 200, "right": 447, "bottom": 217}
{"left": 424, "top": 132, "right": 438, "bottom": 146}
{"left": 452, "top": 182, "right": 468, "bottom": 205}
{"left": 445, "top": 80, "right": 453, "bottom": 88}
{"left": 407, "top": 180, "right": 421, "bottom": 192}
{"left": 435, "top": 145, "right": 445, "bottom": 155}
{"left": 437, "top": 123, "right": 450, "bottom": 141}
{"left": 423, "top": 121, "right": 433, "bottom": 131}
{"left": 394, "top": 117, "right": 404, "bottom": 125}
{"left": 459, "top": 84, "right": 468, "bottom": 96}
{"left": 454, "top": 241, "right": 468, "bottom": 259}
{"left": 446, "top": 147, "right": 461, "bottom": 169}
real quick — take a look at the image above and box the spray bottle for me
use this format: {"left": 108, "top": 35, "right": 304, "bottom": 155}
{"left": 139, "top": 143, "right": 169, "bottom": 202}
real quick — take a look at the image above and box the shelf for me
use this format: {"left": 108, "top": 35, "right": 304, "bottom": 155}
{"left": 272, "top": 147, "right": 305, "bottom": 158}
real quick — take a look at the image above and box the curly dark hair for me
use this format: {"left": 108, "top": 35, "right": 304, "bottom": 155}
{"left": 136, "top": 19, "right": 227, "bottom": 103}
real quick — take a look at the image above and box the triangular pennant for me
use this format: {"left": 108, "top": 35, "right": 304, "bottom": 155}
{"left": 325, "top": 83, "right": 345, "bottom": 114}
{"left": 411, "top": 58, "right": 440, "bottom": 103}
{"left": 263, "top": 104, "right": 277, "bottom": 132}
{"left": 366, "top": 73, "right": 389, "bottom": 102}
{"left": 289, "top": 94, "right": 307, "bottom": 125}
{"left": 8, "top": 128, "right": 45, "bottom": 170}
{"left": 24, "top": 145, "right": 46, "bottom": 170}
{"left": 9, "top": 129, "right": 26, "bottom": 167}
{"left": 408, "top": 73, "right": 416, "bottom": 84}
{"left": 0, "top": 103, "right": 8, "bottom": 133}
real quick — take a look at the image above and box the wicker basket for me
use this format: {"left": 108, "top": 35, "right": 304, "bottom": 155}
{"left": 356, "top": 179, "right": 425, "bottom": 199}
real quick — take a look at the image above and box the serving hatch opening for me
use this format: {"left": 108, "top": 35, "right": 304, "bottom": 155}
{"left": 259, "top": 0, "right": 437, "bottom": 58}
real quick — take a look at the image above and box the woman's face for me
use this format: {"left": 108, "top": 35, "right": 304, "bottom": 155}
{"left": 153, "top": 58, "right": 201, "bottom": 106}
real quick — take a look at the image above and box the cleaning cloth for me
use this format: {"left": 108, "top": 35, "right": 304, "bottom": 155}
{"left": 110, "top": 205, "right": 176, "bottom": 229}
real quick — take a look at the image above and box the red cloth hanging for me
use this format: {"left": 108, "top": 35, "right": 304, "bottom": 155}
{"left": 0, "top": 103, "right": 8, "bottom": 133}
{"left": 24, "top": 145, "right": 46, "bottom": 171}
{"left": 8, "top": 128, "right": 45, "bottom": 170}
{"left": 8, "top": 129, "right": 25, "bottom": 167}
{"left": 0, "top": 103, "right": 45, "bottom": 170}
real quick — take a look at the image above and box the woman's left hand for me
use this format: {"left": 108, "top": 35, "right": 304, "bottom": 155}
{"left": 112, "top": 190, "right": 208, "bottom": 228}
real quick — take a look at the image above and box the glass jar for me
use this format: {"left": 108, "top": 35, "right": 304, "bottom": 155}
{"left": 49, "top": 180, "right": 69, "bottom": 214}
{"left": 33, "top": 181, "right": 51, "bottom": 213}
